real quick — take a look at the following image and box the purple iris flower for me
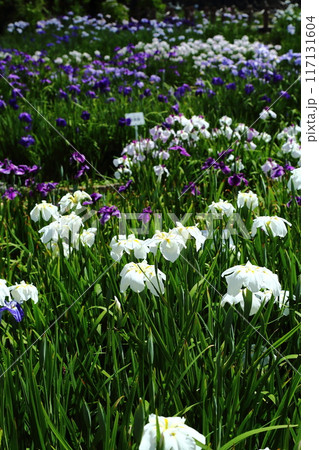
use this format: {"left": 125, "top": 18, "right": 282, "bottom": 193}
{"left": 0, "top": 301, "right": 24, "bottom": 323}
{"left": 2, "top": 187, "right": 21, "bottom": 200}
{"left": 207, "top": 90, "right": 216, "bottom": 97}
{"left": 226, "top": 83, "right": 236, "bottom": 90}
{"left": 138, "top": 207, "right": 153, "bottom": 224}
{"left": 9, "top": 99, "right": 19, "bottom": 109}
{"left": 158, "top": 94, "right": 168, "bottom": 103}
{"left": 287, "top": 196, "right": 301, "bottom": 207}
{"left": 118, "top": 179, "right": 133, "bottom": 192}
{"left": 169, "top": 146, "right": 191, "bottom": 157}
{"left": 171, "top": 103, "right": 179, "bottom": 113}
{"left": 260, "top": 95, "right": 271, "bottom": 103}
{"left": 284, "top": 163, "right": 295, "bottom": 171}
{"left": 98, "top": 205, "right": 121, "bottom": 225}
{"left": 107, "top": 97, "right": 116, "bottom": 103}
{"left": 149, "top": 75, "right": 161, "bottom": 83}
{"left": 19, "top": 135, "right": 35, "bottom": 147}
{"left": 201, "top": 157, "right": 216, "bottom": 170}
{"left": 82, "top": 192, "right": 102, "bottom": 205}
{"left": 212, "top": 77, "right": 224, "bottom": 85}
{"left": 245, "top": 84, "right": 255, "bottom": 94}
{"left": 68, "top": 84, "right": 81, "bottom": 94}
{"left": 123, "top": 87, "right": 132, "bottom": 96}
{"left": 75, "top": 164, "right": 90, "bottom": 178}
{"left": 118, "top": 117, "right": 131, "bottom": 127}
{"left": 19, "top": 112, "right": 32, "bottom": 123}
{"left": 280, "top": 90, "right": 291, "bottom": 99}
{"left": 59, "top": 89, "right": 68, "bottom": 99}
{"left": 143, "top": 88, "right": 152, "bottom": 97}
{"left": 81, "top": 110, "right": 90, "bottom": 120}
{"left": 181, "top": 182, "right": 200, "bottom": 196}
{"left": 86, "top": 90, "right": 97, "bottom": 98}
{"left": 0, "top": 99, "right": 6, "bottom": 109}
{"left": 195, "top": 88, "right": 204, "bottom": 96}
{"left": 218, "top": 148, "right": 234, "bottom": 159}
{"left": 11, "top": 88, "right": 22, "bottom": 99}
{"left": 70, "top": 151, "right": 86, "bottom": 164}
{"left": 56, "top": 118, "right": 67, "bottom": 127}
{"left": 217, "top": 162, "right": 231, "bottom": 175}
{"left": 273, "top": 73, "right": 283, "bottom": 83}
{"left": 36, "top": 182, "right": 58, "bottom": 197}
{"left": 271, "top": 165, "right": 285, "bottom": 178}
{"left": 228, "top": 173, "right": 248, "bottom": 187}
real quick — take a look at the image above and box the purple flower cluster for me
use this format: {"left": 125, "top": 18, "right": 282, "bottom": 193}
{"left": 0, "top": 159, "right": 39, "bottom": 176}
{"left": 201, "top": 157, "right": 231, "bottom": 174}
{"left": 138, "top": 206, "right": 153, "bottom": 224}
{"left": 2, "top": 187, "right": 21, "bottom": 200}
{"left": 118, "top": 179, "right": 133, "bottom": 192}
{"left": 19, "top": 135, "right": 35, "bottom": 147}
{"left": 70, "top": 152, "right": 89, "bottom": 178}
{"left": 82, "top": 192, "right": 102, "bottom": 205}
{"left": 181, "top": 182, "right": 201, "bottom": 196}
{"left": 98, "top": 205, "right": 121, "bottom": 225}
{"left": 118, "top": 117, "right": 131, "bottom": 127}
{"left": 0, "top": 301, "right": 24, "bottom": 324}
{"left": 228, "top": 173, "right": 248, "bottom": 187}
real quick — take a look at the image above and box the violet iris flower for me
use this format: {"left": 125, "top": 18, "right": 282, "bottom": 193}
{"left": 169, "top": 146, "right": 191, "bottom": 157}
{"left": 36, "top": 182, "right": 58, "bottom": 197}
{"left": 98, "top": 205, "right": 121, "bottom": 225}
{"left": 118, "top": 179, "right": 133, "bottom": 192}
{"left": 70, "top": 152, "right": 86, "bottom": 164}
{"left": 0, "top": 301, "right": 24, "bottom": 324}
{"left": 118, "top": 117, "right": 131, "bottom": 127}
{"left": 75, "top": 164, "right": 90, "bottom": 178}
{"left": 81, "top": 110, "right": 90, "bottom": 120}
{"left": 56, "top": 118, "right": 67, "bottom": 127}
{"left": 59, "top": 89, "right": 68, "bottom": 99}
{"left": 271, "top": 165, "right": 285, "bottom": 178}
{"left": 245, "top": 84, "right": 255, "bottom": 94}
{"left": 171, "top": 103, "right": 179, "bottom": 113}
{"left": 158, "top": 94, "right": 168, "bottom": 103}
{"left": 138, "top": 207, "right": 153, "bottom": 224}
{"left": 19, "top": 112, "right": 32, "bottom": 123}
{"left": 2, "top": 187, "right": 21, "bottom": 200}
{"left": 212, "top": 77, "right": 224, "bottom": 85}
{"left": 82, "top": 192, "right": 102, "bottom": 205}
{"left": 181, "top": 182, "right": 200, "bottom": 196}
{"left": 287, "top": 196, "right": 301, "bottom": 207}
{"left": 218, "top": 148, "right": 234, "bottom": 159}
{"left": 228, "top": 173, "right": 248, "bottom": 187}
{"left": 260, "top": 95, "right": 271, "bottom": 103}
{"left": 280, "top": 90, "right": 291, "bottom": 99}
{"left": 19, "top": 135, "right": 35, "bottom": 147}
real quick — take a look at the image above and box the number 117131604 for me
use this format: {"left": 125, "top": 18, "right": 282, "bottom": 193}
{"left": 305, "top": 16, "right": 316, "bottom": 83}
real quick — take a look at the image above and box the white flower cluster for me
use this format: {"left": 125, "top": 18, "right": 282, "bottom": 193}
{"left": 30, "top": 192, "right": 97, "bottom": 257}
{"left": 139, "top": 414, "right": 205, "bottom": 450}
{"left": 277, "top": 124, "right": 301, "bottom": 163}
{"left": 221, "top": 261, "right": 288, "bottom": 315}
{"left": 113, "top": 114, "right": 211, "bottom": 181}
{"left": 114, "top": 223, "right": 206, "bottom": 297}
{"left": 133, "top": 34, "right": 296, "bottom": 76}
{"left": 54, "top": 50, "right": 93, "bottom": 65}
{"left": 211, "top": 116, "right": 272, "bottom": 150}
{"left": 0, "top": 279, "right": 38, "bottom": 306}
{"left": 7, "top": 21, "right": 29, "bottom": 33}
{"left": 287, "top": 167, "right": 301, "bottom": 191}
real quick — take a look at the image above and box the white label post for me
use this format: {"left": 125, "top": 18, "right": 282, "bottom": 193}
{"left": 125, "top": 112, "right": 145, "bottom": 140}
